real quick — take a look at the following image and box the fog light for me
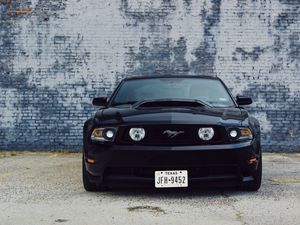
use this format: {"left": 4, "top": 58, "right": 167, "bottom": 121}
{"left": 198, "top": 127, "right": 214, "bottom": 141}
{"left": 230, "top": 130, "right": 238, "bottom": 138}
{"left": 129, "top": 128, "right": 145, "bottom": 141}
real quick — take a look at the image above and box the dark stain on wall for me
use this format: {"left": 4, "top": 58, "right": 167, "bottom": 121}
{"left": 242, "top": 82, "right": 300, "bottom": 151}
{"left": 183, "top": 0, "right": 192, "bottom": 7}
{"left": 289, "top": 33, "right": 300, "bottom": 61}
{"left": 33, "top": 0, "right": 67, "bottom": 21}
{"left": 120, "top": 0, "right": 176, "bottom": 26}
{"left": 52, "top": 34, "right": 91, "bottom": 72}
{"left": 236, "top": 0, "right": 300, "bottom": 151}
{"left": 233, "top": 47, "right": 267, "bottom": 61}
{"left": 12, "top": 34, "right": 92, "bottom": 150}
{"left": 0, "top": 1, "right": 29, "bottom": 89}
{"left": 279, "top": 0, "right": 300, "bottom": 5}
{"left": 0, "top": 0, "right": 94, "bottom": 150}
{"left": 120, "top": 0, "right": 222, "bottom": 76}
{"left": 274, "top": 1, "right": 300, "bottom": 64}
{"left": 182, "top": 0, "right": 192, "bottom": 12}
{"left": 190, "top": 0, "right": 221, "bottom": 75}
{"left": 275, "top": 12, "right": 299, "bottom": 31}
{"left": 124, "top": 37, "right": 189, "bottom": 77}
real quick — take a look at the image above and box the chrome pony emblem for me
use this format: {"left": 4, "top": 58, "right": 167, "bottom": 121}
{"left": 163, "top": 130, "right": 185, "bottom": 138}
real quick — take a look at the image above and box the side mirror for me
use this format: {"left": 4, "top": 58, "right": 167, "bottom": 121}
{"left": 92, "top": 97, "right": 108, "bottom": 106}
{"left": 236, "top": 96, "right": 252, "bottom": 105}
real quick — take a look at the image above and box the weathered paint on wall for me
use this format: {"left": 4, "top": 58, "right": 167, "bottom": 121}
{"left": 0, "top": 0, "right": 299, "bottom": 151}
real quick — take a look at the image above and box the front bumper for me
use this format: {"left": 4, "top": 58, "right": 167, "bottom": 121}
{"left": 84, "top": 141, "right": 259, "bottom": 188}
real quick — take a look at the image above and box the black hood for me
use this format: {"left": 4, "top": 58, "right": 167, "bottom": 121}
{"left": 94, "top": 105, "right": 247, "bottom": 127}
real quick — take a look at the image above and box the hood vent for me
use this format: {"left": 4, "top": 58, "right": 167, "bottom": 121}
{"left": 136, "top": 100, "right": 205, "bottom": 108}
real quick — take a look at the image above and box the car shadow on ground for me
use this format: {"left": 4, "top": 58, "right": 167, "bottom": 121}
{"left": 89, "top": 187, "right": 251, "bottom": 199}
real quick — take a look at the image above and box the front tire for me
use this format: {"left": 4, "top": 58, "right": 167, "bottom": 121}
{"left": 82, "top": 156, "right": 105, "bottom": 192}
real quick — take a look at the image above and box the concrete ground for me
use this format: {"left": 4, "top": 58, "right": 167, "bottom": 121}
{"left": 0, "top": 152, "right": 300, "bottom": 225}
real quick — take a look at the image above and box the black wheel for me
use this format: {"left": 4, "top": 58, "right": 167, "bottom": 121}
{"left": 82, "top": 156, "right": 106, "bottom": 192}
{"left": 241, "top": 155, "right": 262, "bottom": 191}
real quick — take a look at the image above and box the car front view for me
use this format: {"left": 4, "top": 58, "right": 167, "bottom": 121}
{"left": 83, "top": 76, "right": 262, "bottom": 191}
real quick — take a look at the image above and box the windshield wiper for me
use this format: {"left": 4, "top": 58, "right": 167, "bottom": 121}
{"left": 192, "top": 99, "right": 213, "bottom": 107}
{"left": 111, "top": 101, "right": 137, "bottom": 106}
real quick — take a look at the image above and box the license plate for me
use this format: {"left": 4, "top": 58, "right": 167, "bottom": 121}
{"left": 155, "top": 170, "right": 188, "bottom": 188}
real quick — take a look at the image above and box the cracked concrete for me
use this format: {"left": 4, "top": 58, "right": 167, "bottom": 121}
{"left": 0, "top": 152, "right": 300, "bottom": 225}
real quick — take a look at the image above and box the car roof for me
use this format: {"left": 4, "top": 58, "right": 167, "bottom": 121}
{"left": 122, "top": 75, "right": 220, "bottom": 81}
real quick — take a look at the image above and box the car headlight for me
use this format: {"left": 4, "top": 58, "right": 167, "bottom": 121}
{"left": 198, "top": 127, "right": 214, "bottom": 141}
{"left": 91, "top": 127, "right": 116, "bottom": 142}
{"left": 129, "top": 128, "right": 145, "bottom": 141}
{"left": 228, "top": 127, "right": 253, "bottom": 140}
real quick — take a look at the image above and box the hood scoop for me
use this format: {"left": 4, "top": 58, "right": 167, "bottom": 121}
{"left": 134, "top": 99, "right": 207, "bottom": 108}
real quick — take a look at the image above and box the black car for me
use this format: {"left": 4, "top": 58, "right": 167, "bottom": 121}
{"left": 83, "top": 76, "right": 261, "bottom": 191}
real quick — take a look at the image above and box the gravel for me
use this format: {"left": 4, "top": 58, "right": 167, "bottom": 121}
{"left": 0, "top": 152, "right": 300, "bottom": 225}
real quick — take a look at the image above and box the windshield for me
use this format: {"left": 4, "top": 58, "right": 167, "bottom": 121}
{"left": 111, "top": 78, "right": 235, "bottom": 107}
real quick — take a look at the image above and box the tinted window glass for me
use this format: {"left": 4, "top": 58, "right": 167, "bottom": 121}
{"left": 112, "top": 78, "right": 234, "bottom": 107}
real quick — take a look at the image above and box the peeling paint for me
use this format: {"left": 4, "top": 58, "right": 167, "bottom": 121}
{"left": 1, "top": 0, "right": 32, "bottom": 16}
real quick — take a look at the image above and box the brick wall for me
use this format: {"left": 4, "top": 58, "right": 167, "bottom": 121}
{"left": 0, "top": 0, "right": 299, "bottom": 151}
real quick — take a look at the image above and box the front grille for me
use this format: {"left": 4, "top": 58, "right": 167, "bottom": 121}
{"left": 116, "top": 125, "right": 228, "bottom": 146}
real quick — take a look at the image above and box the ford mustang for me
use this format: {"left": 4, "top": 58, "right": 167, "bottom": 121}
{"left": 83, "top": 76, "right": 261, "bottom": 191}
